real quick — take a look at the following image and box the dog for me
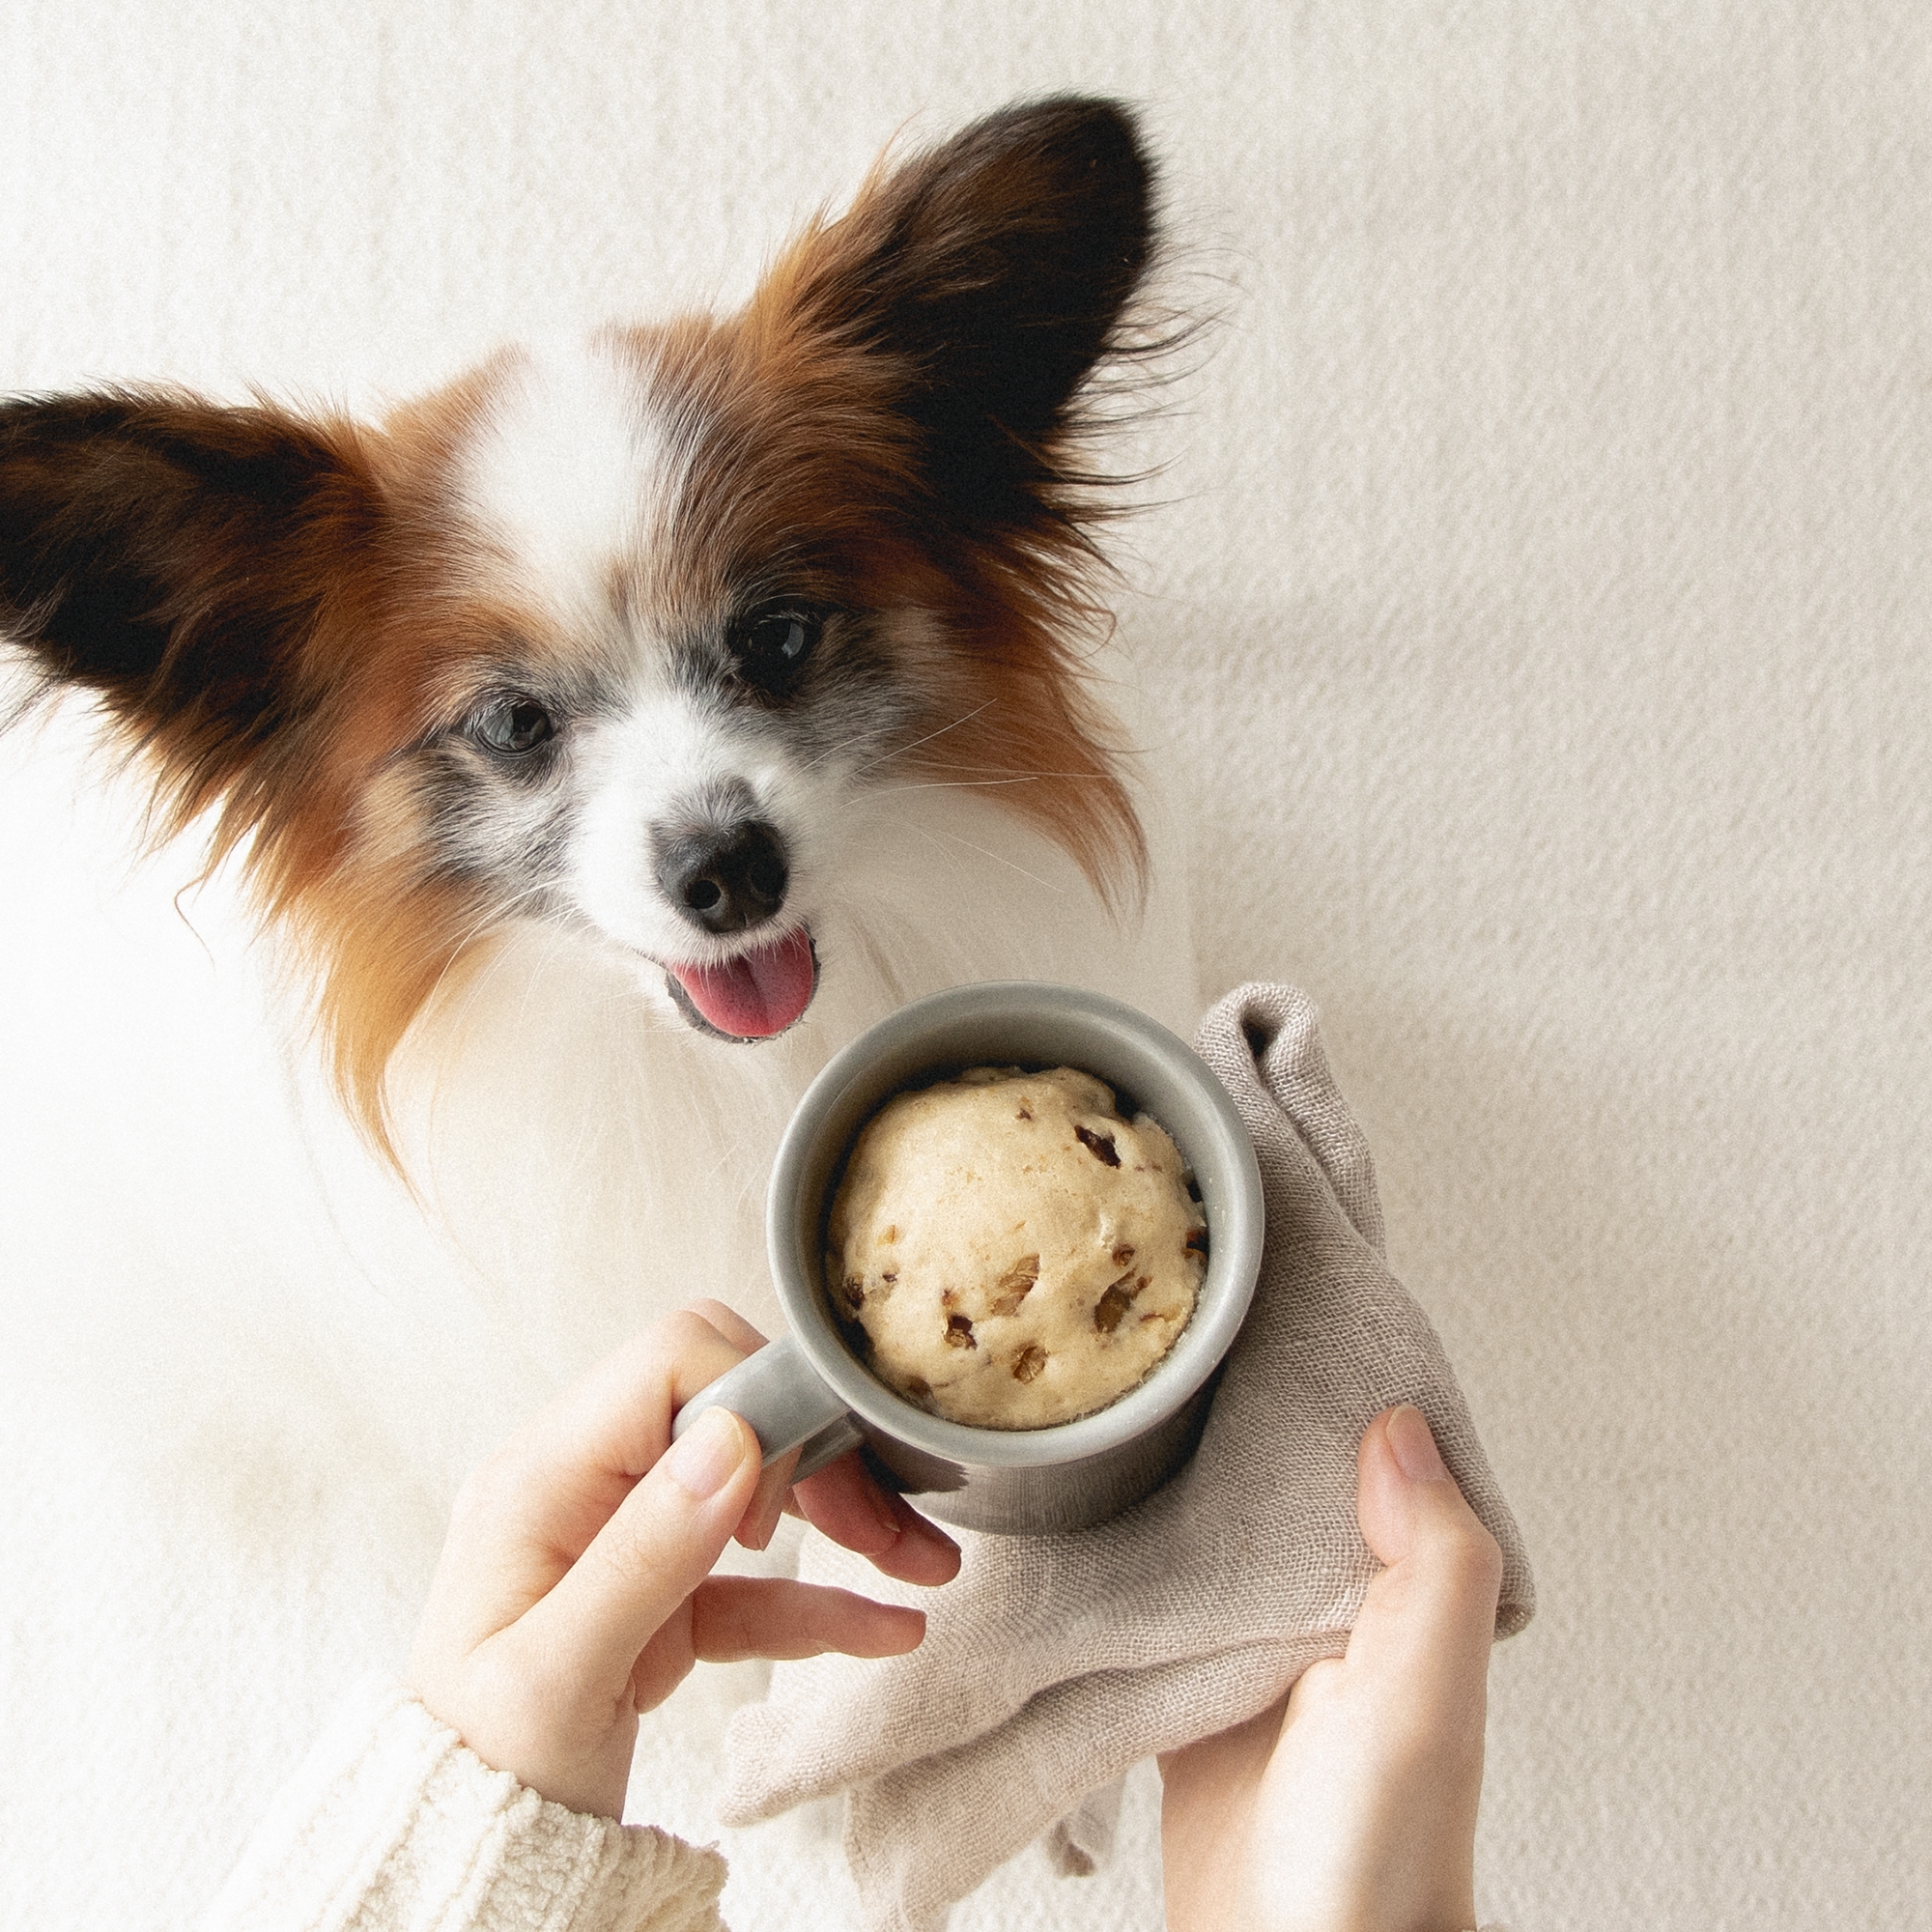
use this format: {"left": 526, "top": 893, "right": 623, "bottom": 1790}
{"left": 0, "top": 95, "right": 1197, "bottom": 1377}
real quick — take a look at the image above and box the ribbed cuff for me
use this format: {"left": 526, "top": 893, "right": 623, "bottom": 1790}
{"left": 201, "top": 1676, "right": 726, "bottom": 1932}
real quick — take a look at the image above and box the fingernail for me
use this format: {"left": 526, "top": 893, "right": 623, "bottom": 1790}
{"left": 1388, "top": 1404, "right": 1447, "bottom": 1482}
{"left": 664, "top": 1408, "right": 751, "bottom": 1500}
{"left": 867, "top": 1483, "right": 903, "bottom": 1542}
{"left": 913, "top": 1513, "right": 959, "bottom": 1557}
{"left": 897, "top": 1506, "right": 959, "bottom": 1564}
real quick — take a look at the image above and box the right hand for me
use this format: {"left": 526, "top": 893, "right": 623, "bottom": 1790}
{"left": 1159, "top": 1405, "right": 1503, "bottom": 1932}
{"left": 406, "top": 1301, "right": 960, "bottom": 1820}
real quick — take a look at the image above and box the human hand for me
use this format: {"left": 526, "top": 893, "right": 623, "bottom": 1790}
{"left": 1159, "top": 1404, "right": 1504, "bottom": 1932}
{"left": 405, "top": 1300, "right": 962, "bottom": 1820}
{"left": 719, "top": 986, "right": 1531, "bottom": 1932}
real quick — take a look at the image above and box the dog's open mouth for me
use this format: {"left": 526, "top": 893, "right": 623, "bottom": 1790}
{"left": 665, "top": 927, "right": 818, "bottom": 1040}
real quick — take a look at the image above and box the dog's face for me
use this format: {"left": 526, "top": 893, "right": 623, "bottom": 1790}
{"left": 0, "top": 97, "right": 1157, "bottom": 1143}
{"left": 386, "top": 329, "right": 948, "bottom": 1044}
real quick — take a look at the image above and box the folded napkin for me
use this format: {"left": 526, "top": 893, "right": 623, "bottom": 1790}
{"left": 722, "top": 982, "right": 1536, "bottom": 1931}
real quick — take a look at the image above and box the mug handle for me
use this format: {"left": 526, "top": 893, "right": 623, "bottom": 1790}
{"left": 670, "top": 1333, "right": 866, "bottom": 1482}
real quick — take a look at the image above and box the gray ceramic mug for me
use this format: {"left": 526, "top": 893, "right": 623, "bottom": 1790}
{"left": 670, "top": 982, "right": 1264, "bottom": 1534}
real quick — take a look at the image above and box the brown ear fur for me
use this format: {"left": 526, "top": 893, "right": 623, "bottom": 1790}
{"left": 733, "top": 96, "right": 1162, "bottom": 898}
{"left": 0, "top": 389, "right": 473, "bottom": 1156}
{"left": 0, "top": 389, "right": 389, "bottom": 848}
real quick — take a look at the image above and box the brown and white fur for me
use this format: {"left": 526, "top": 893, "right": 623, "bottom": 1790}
{"left": 0, "top": 98, "right": 1197, "bottom": 1378}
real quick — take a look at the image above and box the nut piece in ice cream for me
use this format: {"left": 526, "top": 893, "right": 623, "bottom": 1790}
{"left": 827, "top": 1065, "right": 1208, "bottom": 1429}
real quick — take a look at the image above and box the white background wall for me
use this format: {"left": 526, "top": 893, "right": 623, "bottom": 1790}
{"left": 3, "top": 3, "right": 1928, "bottom": 1926}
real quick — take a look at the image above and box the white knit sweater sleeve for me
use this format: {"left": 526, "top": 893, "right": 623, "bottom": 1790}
{"left": 200, "top": 1678, "right": 727, "bottom": 1932}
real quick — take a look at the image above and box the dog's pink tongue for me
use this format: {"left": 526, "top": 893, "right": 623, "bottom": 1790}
{"left": 670, "top": 928, "right": 817, "bottom": 1038}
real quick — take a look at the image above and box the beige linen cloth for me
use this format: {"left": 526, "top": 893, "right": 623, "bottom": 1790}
{"left": 722, "top": 982, "right": 1536, "bottom": 1931}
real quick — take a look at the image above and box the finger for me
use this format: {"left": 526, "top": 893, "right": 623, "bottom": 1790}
{"left": 689, "top": 1575, "right": 926, "bottom": 1662}
{"left": 510, "top": 1405, "right": 763, "bottom": 1691}
{"left": 1345, "top": 1406, "right": 1502, "bottom": 1715}
{"left": 468, "top": 1312, "right": 754, "bottom": 1560}
{"left": 675, "top": 1300, "right": 957, "bottom": 1577}
{"left": 737, "top": 1445, "right": 800, "bottom": 1553}
{"left": 675, "top": 1300, "right": 798, "bottom": 1552}
{"left": 864, "top": 1490, "right": 964, "bottom": 1586}
{"left": 428, "top": 1313, "right": 760, "bottom": 1653}
{"left": 684, "top": 1298, "right": 771, "bottom": 1357}
{"left": 793, "top": 1452, "right": 963, "bottom": 1585}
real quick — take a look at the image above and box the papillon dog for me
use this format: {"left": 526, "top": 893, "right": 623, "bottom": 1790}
{"left": 0, "top": 97, "right": 1197, "bottom": 1369}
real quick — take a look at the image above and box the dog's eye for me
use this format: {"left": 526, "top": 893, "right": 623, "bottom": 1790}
{"left": 472, "top": 696, "right": 555, "bottom": 754}
{"left": 732, "top": 609, "right": 820, "bottom": 695}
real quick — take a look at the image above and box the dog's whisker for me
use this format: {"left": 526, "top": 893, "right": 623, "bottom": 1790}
{"left": 838, "top": 700, "right": 1000, "bottom": 783}
{"left": 787, "top": 722, "right": 896, "bottom": 781}
{"left": 878, "top": 699, "right": 996, "bottom": 765}
{"left": 408, "top": 887, "right": 570, "bottom": 1144}
{"left": 906, "top": 820, "right": 1065, "bottom": 895}
{"left": 784, "top": 696, "right": 996, "bottom": 784}
{"left": 865, "top": 773, "right": 1106, "bottom": 800}
{"left": 896, "top": 758, "right": 1100, "bottom": 776}
{"left": 418, "top": 881, "right": 556, "bottom": 1022}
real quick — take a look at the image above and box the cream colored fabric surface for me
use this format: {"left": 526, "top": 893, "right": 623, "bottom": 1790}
{"left": 2, "top": 5, "right": 1928, "bottom": 1930}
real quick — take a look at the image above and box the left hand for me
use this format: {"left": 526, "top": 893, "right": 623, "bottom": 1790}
{"left": 406, "top": 1300, "right": 961, "bottom": 1819}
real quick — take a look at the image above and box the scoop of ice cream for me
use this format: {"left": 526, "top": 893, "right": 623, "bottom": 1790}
{"left": 827, "top": 1065, "right": 1208, "bottom": 1429}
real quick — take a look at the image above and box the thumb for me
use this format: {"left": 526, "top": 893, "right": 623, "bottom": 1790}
{"left": 1344, "top": 1406, "right": 1503, "bottom": 1703}
{"left": 513, "top": 1406, "right": 763, "bottom": 1690}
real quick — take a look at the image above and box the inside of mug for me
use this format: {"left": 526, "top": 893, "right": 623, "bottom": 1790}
{"left": 770, "top": 986, "right": 1264, "bottom": 1469}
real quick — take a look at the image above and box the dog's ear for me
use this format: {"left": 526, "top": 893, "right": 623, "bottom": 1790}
{"left": 0, "top": 390, "right": 381, "bottom": 820}
{"left": 764, "top": 96, "right": 1156, "bottom": 532}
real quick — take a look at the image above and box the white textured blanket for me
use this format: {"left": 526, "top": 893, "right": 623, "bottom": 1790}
{"left": 3, "top": 6, "right": 1928, "bottom": 1930}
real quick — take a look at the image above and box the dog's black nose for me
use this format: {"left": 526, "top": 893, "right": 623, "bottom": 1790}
{"left": 658, "top": 819, "right": 790, "bottom": 935}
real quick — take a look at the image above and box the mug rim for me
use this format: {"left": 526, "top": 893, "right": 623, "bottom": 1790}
{"left": 765, "top": 980, "right": 1264, "bottom": 1470}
